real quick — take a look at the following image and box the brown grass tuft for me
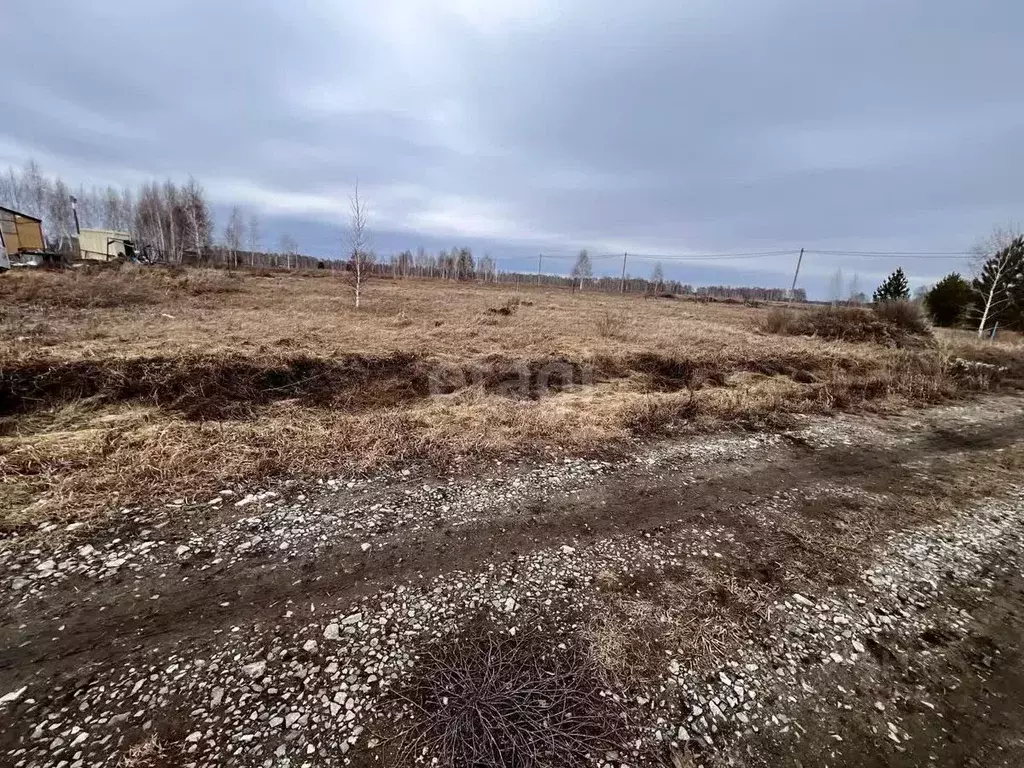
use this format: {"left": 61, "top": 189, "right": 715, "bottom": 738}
{"left": 383, "top": 613, "right": 627, "bottom": 768}
{"left": 119, "top": 735, "right": 168, "bottom": 767}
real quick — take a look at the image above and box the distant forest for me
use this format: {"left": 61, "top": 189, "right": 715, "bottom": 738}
{"left": 0, "top": 159, "right": 802, "bottom": 301}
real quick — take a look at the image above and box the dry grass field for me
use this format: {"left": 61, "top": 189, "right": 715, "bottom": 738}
{"left": 1, "top": 265, "right": 1021, "bottom": 531}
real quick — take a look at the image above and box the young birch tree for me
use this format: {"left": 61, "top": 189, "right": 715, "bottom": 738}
{"left": 21, "top": 160, "right": 48, "bottom": 220}
{"left": 182, "top": 177, "right": 212, "bottom": 261}
{"left": 247, "top": 213, "right": 261, "bottom": 266}
{"left": 828, "top": 267, "right": 844, "bottom": 305}
{"left": 651, "top": 261, "right": 665, "bottom": 292}
{"left": 972, "top": 227, "right": 1024, "bottom": 337}
{"left": 46, "top": 178, "right": 75, "bottom": 251}
{"left": 346, "top": 182, "right": 372, "bottom": 308}
{"left": 848, "top": 272, "right": 862, "bottom": 303}
{"left": 571, "top": 249, "right": 592, "bottom": 291}
{"left": 224, "top": 206, "right": 244, "bottom": 267}
{"left": 279, "top": 233, "right": 298, "bottom": 269}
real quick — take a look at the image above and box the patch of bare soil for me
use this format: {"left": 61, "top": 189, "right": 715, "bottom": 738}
{"left": 0, "top": 395, "right": 1023, "bottom": 767}
{"left": 740, "top": 565, "right": 1024, "bottom": 768}
{"left": 11, "top": 406, "right": 1021, "bottom": 680}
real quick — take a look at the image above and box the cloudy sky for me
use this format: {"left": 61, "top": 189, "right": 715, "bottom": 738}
{"left": 2, "top": 0, "right": 1021, "bottom": 296}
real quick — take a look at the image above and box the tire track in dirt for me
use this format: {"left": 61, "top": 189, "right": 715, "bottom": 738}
{"left": 3, "top": 405, "right": 1023, "bottom": 687}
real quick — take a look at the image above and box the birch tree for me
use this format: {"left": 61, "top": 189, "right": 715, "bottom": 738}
{"left": 21, "top": 160, "right": 48, "bottom": 220}
{"left": 119, "top": 188, "right": 136, "bottom": 239}
{"left": 346, "top": 182, "right": 372, "bottom": 308}
{"left": 69, "top": 185, "right": 99, "bottom": 229}
{"left": 162, "top": 180, "right": 181, "bottom": 261}
{"left": 279, "top": 234, "right": 298, "bottom": 269}
{"left": 828, "top": 267, "right": 844, "bottom": 305}
{"left": 182, "top": 177, "right": 212, "bottom": 260}
{"left": 247, "top": 213, "right": 261, "bottom": 266}
{"left": 454, "top": 247, "right": 475, "bottom": 280}
{"left": 571, "top": 249, "right": 592, "bottom": 291}
{"left": 651, "top": 262, "right": 665, "bottom": 292}
{"left": 136, "top": 183, "right": 167, "bottom": 255}
{"left": 46, "top": 178, "right": 75, "bottom": 251}
{"left": 224, "top": 206, "right": 244, "bottom": 267}
{"left": 391, "top": 249, "right": 413, "bottom": 278}
{"left": 477, "top": 253, "right": 496, "bottom": 282}
{"left": 973, "top": 231, "right": 1024, "bottom": 336}
{"left": 0, "top": 168, "right": 22, "bottom": 210}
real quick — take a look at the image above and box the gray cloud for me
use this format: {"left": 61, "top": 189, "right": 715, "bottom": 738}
{"left": 2, "top": 0, "right": 1022, "bottom": 295}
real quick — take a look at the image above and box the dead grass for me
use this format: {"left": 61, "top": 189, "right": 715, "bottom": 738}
{"left": 119, "top": 735, "right": 168, "bottom": 767}
{"left": 755, "top": 304, "right": 931, "bottom": 348}
{"left": 0, "top": 267, "right": 1020, "bottom": 530}
{"left": 589, "top": 565, "right": 772, "bottom": 683}
{"left": 0, "top": 265, "right": 241, "bottom": 310}
{"left": 383, "top": 613, "right": 626, "bottom": 768}
{"left": 873, "top": 299, "right": 930, "bottom": 335}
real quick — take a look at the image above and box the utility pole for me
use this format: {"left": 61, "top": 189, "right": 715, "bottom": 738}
{"left": 620, "top": 252, "right": 627, "bottom": 293}
{"left": 69, "top": 194, "right": 81, "bottom": 235}
{"left": 788, "top": 248, "right": 804, "bottom": 302}
{"left": 537, "top": 253, "right": 542, "bottom": 284}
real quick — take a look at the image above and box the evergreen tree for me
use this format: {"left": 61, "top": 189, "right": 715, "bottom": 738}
{"left": 924, "top": 273, "right": 973, "bottom": 327}
{"left": 873, "top": 268, "right": 910, "bottom": 302}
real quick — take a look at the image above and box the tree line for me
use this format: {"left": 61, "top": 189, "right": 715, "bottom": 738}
{"left": 380, "top": 245, "right": 804, "bottom": 300}
{"left": 0, "top": 160, "right": 806, "bottom": 301}
{"left": 0, "top": 160, "right": 316, "bottom": 267}
{"left": 868, "top": 228, "right": 1024, "bottom": 337}
{"left": 0, "top": 160, "right": 215, "bottom": 260}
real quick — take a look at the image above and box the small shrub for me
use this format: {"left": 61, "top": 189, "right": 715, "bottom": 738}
{"left": 595, "top": 311, "right": 623, "bottom": 339}
{"left": 873, "top": 300, "right": 929, "bottom": 334}
{"left": 759, "top": 304, "right": 931, "bottom": 347}
{"left": 756, "top": 307, "right": 794, "bottom": 334}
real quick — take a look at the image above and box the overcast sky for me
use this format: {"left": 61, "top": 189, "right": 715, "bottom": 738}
{"left": 2, "top": 0, "right": 1021, "bottom": 295}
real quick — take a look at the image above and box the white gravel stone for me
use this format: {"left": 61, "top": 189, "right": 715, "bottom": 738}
{"left": 241, "top": 661, "right": 266, "bottom": 678}
{"left": 0, "top": 686, "right": 27, "bottom": 704}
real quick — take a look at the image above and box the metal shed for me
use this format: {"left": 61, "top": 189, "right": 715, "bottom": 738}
{"left": 0, "top": 205, "right": 46, "bottom": 255}
{"left": 78, "top": 228, "right": 134, "bottom": 261}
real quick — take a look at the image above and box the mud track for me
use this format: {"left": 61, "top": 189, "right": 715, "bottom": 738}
{"left": 3, "top": 403, "right": 1022, "bottom": 678}
{"left": 2, "top": 395, "right": 1024, "bottom": 766}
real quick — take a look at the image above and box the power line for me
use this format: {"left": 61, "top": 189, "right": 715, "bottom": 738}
{"left": 589, "top": 248, "right": 972, "bottom": 262}
{"left": 591, "top": 250, "right": 796, "bottom": 262}
{"left": 528, "top": 247, "right": 972, "bottom": 264}
{"left": 804, "top": 250, "right": 971, "bottom": 259}
{"left": 807, "top": 248, "right": 972, "bottom": 255}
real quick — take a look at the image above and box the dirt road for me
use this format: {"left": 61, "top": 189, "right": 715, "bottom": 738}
{"left": 2, "top": 395, "right": 1024, "bottom": 767}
